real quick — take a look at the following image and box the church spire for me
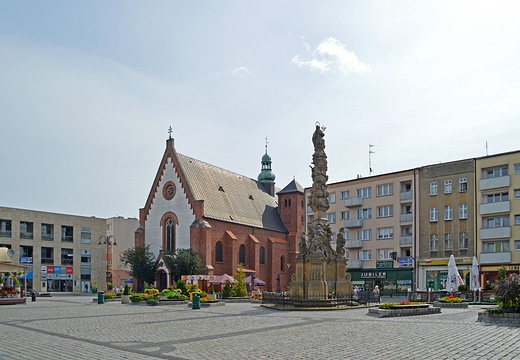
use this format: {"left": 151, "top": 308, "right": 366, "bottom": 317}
{"left": 258, "top": 138, "right": 276, "bottom": 196}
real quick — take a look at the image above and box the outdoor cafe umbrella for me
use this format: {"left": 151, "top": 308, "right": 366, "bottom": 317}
{"left": 447, "top": 255, "right": 464, "bottom": 292}
{"left": 470, "top": 256, "right": 480, "bottom": 291}
{"left": 210, "top": 273, "right": 235, "bottom": 285}
{"left": 245, "top": 275, "right": 266, "bottom": 286}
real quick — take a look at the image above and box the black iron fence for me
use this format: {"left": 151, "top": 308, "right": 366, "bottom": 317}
{"left": 261, "top": 291, "right": 380, "bottom": 309}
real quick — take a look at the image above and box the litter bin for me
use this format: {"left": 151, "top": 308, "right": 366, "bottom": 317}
{"left": 97, "top": 291, "right": 105, "bottom": 304}
{"left": 191, "top": 292, "right": 200, "bottom": 310}
{"left": 31, "top": 292, "right": 36, "bottom": 302}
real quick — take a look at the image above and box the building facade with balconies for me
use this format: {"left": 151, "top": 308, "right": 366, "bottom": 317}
{"left": 417, "top": 159, "right": 476, "bottom": 290}
{"left": 305, "top": 169, "right": 419, "bottom": 294}
{"left": 0, "top": 206, "right": 138, "bottom": 293}
{"left": 476, "top": 151, "right": 520, "bottom": 288}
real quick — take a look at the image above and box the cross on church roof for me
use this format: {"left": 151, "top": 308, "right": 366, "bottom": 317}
{"left": 168, "top": 126, "right": 173, "bottom": 139}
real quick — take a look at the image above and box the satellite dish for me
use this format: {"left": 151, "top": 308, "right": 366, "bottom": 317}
{"left": 6, "top": 249, "right": 15, "bottom": 258}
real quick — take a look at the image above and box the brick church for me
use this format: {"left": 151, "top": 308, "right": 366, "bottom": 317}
{"left": 135, "top": 134, "right": 305, "bottom": 292}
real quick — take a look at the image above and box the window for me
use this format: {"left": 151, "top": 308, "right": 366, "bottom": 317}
{"left": 430, "top": 182, "right": 438, "bottom": 196}
{"left": 515, "top": 240, "right": 520, "bottom": 250}
{"left": 239, "top": 244, "right": 246, "bottom": 265}
{"left": 357, "top": 250, "right": 372, "bottom": 260}
{"left": 328, "top": 193, "right": 336, "bottom": 204}
{"left": 0, "top": 219, "right": 12, "bottom": 238}
{"left": 483, "top": 166, "right": 508, "bottom": 179}
{"left": 61, "top": 225, "right": 73, "bottom": 242}
{"left": 483, "top": 191, "right": 509, "bottom": 203}
{"left": 444, "top": 233, "right": 453, "bottom": 250}
{"left": 41, "top": 247, "right": 53, "bottom": 264}
{"left": 20, "top": 221, "right": 33, "bottom": 239}
{"left": 215, "top": 242, "right": 223, "bottom": 262}
{"left": 357, "top": 229, "right": 372, "bottom": 240}
{"left": 341, "top": 230, "right": 350, "bottom": 240}
{"left": 515, "top": 164, "right": 520, "bottom": 174}
{"left": 357, "top": 208, "right": 372, "bottom": 219}
{"left": 482, "top": 241, "right": 510, "bottom": 253}
{"left": 459, "top": 232, "right": 468, "bottom": 250}
{"left": 81, "top": 250, "right": 91, "bottom": 266}
{"left": 459, "top": 204, "right": 468, "bottom": 219}
{"left": 459, "top": 178, "right": 468, "bottom": 192}
{"left": 430, "top": 208, "right": 438, "bottom": 222}
{"left": 80, "top": 227, "right": 91, "bottom": 244}
{"left": 340, "top": 190, "right": 350, "bottom": 200}
{"left": 326, "top": 213, "right": 336, "bottom": 224}
{"left": 61, "top": 248, "right": 73, "bottom": 265}
{"left": 483, "top": 216, "right": 510, "bottom": 228}
{"left": 444, "top": 180, "right": 452, "bottom": 194}
{"left": 377, "top": 184, "right": 393, "bottom": 196}
{"left": 20, "top": 245, "right": 33, "bottom": 263}
{"left": 515, "top": 189, "right": 520, "bottom": 199}
{"left": 41, "top": 223, "right": 54, "bottom": 241}
{"left": 515, "top": 215, "right": 520, "bottom": 225}
{"left": 340, "top": 211, "right": 350, "bottom": 220}
{"left": 166, "top": 218, "right": 175, "bottom": 251}
{"left": 377, "top": 205, "right": 393, "bottom": 218}
{"left": 357, "top": 187, "right": 372, "bottom": 199}
{"left": 280, "top": 256, "right": 285, "bottom": 271}
{"left": 330, "top": 234, "right": 336, "bottom": 243}
{"left": 284, "top": 198, "right": 291, "bottom": 207}
{"left": 444, "top": 206, "right": 453, "bottom": 221}
{"left": 402, "top": 226, "right": 412, "bottom": 237}
{"left": 107, "top": 223, "right": 113, "bottom": 230}
{"left": 429, "top": 234, "right": 439, "bottom": 251}
{"left": 377, "top": 227, "right": 393, "bottom": 239}
{"left": 260, "top": 247, "right": 265, "bottom": 264}
{"left": 377, "top": 249, "right": 393, "bottom": 260}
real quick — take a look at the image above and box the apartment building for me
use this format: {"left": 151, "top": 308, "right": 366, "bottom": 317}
{"left": 306, "top": 169, "right": 419, "bottom": 294}
{"left": 0, "top": 206, "right": 138, "bottom": 293}
{"left": 417, "top": 159, "right": 476, "bottom": 290}
{"left": 476, "top": 151, "right": 520, "bottom": 288}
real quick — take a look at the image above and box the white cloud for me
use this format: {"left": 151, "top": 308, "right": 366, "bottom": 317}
{"left": 291, "top": 37, "right": 371, "bottom": 75}
{"left": 232, "top": 66, "right": 252, "bottom": 78}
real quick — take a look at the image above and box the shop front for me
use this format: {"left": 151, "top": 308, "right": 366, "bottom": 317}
{"left": 349, "top": 266, "right": 414, "bottom": 296}
{"left": 481, "top": 264, "right": 520, "bottom": 290}
{"left": 417, "top": 257, "right": 472, "bottom": 291}
{"left": 41, "top": 265, "right": 74, "bottom": 292}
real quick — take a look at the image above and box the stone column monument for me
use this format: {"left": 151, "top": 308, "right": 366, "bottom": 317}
{"left": 289, "top": 123, "right": 352, "bottom": 299}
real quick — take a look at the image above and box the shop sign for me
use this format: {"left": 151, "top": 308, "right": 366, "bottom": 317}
{"left": 20, "top": 257, "right": 33, "bottom": 263}
{"left": 41, "top": 266, "right": 47, "bottom": 274}
{"left": 54, "top": 266, "right": 61, "bottom": 274}
{"left": 397, "top": 280, "right": 412, "bottom": 285}
{"left": 66, "top": 267, "right": 73, "bottom": 274}
{"left": 47, "top": 266, "right": 54, "bottom": 274}
{"left": 360, "top": 271, "right": 387, "bottom": 279}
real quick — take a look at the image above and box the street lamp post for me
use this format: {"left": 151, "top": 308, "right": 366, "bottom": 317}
{"left": 98, "top": 235, "right": 117, "bottom": 286}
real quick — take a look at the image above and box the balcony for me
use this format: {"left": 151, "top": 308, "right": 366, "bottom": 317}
{"left": 400, "top": 236, "right": 412, "bottom": 245}
{"left": 20, "top": 232, "right": 33, "bottom": 239}
{"left": 480, "top": 201, "right": 510, "bottom": 215}
{"left": 344, "top": 198, "right": 363, "bottom": 207}
{"left": 347, "top": 259, "right": 363, "bottom": 269}
{"left": 400, "top": 191, "right": 412, "bottom": 201}
{"left": 400, "top": 213, "right": 413, "bottom": 223}
{"left": 480, "top": 251, "right": 512, "bottom": 264}
{"left": 344, "top": 219, "right": 363, "bottom": 228}
{"left": 480, "top": 227, "right": 511, "bottom": 240}
{"left": 479, "top": 175, "right": 510, "bottom": 190}
{"left": 345, "top": 240, "right": 363, "bottom": 249}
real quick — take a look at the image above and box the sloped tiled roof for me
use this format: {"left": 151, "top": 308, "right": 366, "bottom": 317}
{"left": 177, "top": 153, "right": 288, "bottom": 233}
{"left": 277, "top": 178, "right": 304, "bottom": 194}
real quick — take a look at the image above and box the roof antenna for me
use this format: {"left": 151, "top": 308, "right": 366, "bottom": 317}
{"left": 369, "top": 144, "right": 375, "bottom": 176}
{"left": 486, "top": 141, "right": 488, "bottom": 156}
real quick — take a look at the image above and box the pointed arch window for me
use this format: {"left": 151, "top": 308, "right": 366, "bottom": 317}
{"left": 239, "top": 244, "right": 246, "bottom": 265}
{"left": 259, "top": 247, "right": 265, "bottom": 265}
{"left": 280, "top": 255, "right": 285, "bottom": 271}
{"left": 166, "top": 218, "right": 175, "bottom": 251}
{"left": 215, "top": 241, "right": 223, "bottom": 262}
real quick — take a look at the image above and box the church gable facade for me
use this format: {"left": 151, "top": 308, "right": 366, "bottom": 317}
{"left": 137, "top": 136, "right": 305, "bottom": 292}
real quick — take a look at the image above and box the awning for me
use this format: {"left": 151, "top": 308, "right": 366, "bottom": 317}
{"left": 18, "top": 271, "right": 33, "bottom": 280}
{"left": 124, "top": 278, "right": 133, "bottom": 283}
{"left": 0, "top": 262, "right": 27, "bottom": 273}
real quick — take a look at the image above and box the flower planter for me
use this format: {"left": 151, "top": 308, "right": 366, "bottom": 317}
{"left": 433, "top": 301, "right": 468, "bottom": 308}
{"left": 369, "top": 306, "right": 440, "bottom": 318}
{"left": 121, "top": 295, "right": 131, "bottom": 304}
{"left": 389, "top": 304, "right": 430, "bottom": 309}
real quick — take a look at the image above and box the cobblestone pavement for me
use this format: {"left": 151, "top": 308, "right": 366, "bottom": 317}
{"left": 0, "top": 295, "right": 519, "bottom": 360}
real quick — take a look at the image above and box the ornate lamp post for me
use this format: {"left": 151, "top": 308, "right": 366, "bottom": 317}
{"left": 98, "top": 235, "right": 117, "bottom": 285}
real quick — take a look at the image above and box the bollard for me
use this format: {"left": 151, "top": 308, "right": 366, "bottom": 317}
{"left": 31, "top": 292, "right": 36, "bottom": 302}
{"left": 192, "top": 292, "right": 200, "bottom": 310}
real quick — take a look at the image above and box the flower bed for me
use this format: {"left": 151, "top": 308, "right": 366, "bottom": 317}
{"left": 433, "top": 301, "right": 468, "bottom": 308}
{"left": 477, "top": 311, "right": 520, "bottom": 326}
{"left": 369, "top": 306, "right": 440, "bottom": 318}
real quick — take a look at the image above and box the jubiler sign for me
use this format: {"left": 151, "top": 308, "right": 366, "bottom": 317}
{"left": 360, "top": 271, "right": 387, "bottom": 279}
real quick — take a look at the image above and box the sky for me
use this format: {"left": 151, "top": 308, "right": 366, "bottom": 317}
{"left": 2, "top": 1, "right": 520, "bottom": 219}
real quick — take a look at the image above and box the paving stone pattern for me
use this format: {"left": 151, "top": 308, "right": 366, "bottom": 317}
{"left": 1, "top": 294, "right": 519, "bottom": 360}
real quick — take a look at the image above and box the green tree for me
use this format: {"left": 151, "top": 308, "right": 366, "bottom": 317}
{"left": 119, "top": 245, "right": 158, "bottom": 292}
{"left": 222, "top": 280, "right": 232, "bottom": 298}
{"left": 163, "top": 248, "right": 204, "bottom": 283}
{"left": 233, "top": 265, "right": 247, "bottom": 297}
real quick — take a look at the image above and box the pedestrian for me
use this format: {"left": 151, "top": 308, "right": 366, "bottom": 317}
{"left": 85, "top": 283, "right": 89, "bottom": 293}
{"left": 373, "top": 285, "right": 380, "bottom": 303}
{"left": 94, "top": 283, "right": 98, "bottom": 293}
{"left": 353, "top": 286, "right": 359, "bottom": 300}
